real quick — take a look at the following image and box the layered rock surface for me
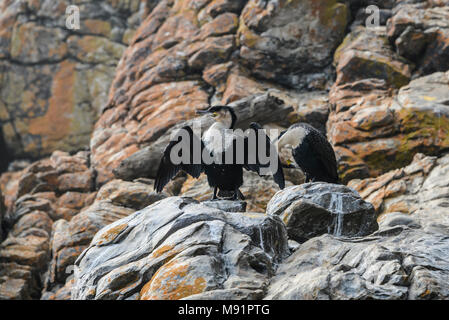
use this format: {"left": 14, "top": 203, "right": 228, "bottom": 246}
{"left": 0, "top": 149, "right": 166, "bottom": 299}
{"left": 70, "top": 185, "right": 376, "bottom": 300}
{"left": 1, "top": 0, "right": 449, "bottom": 301}
{"left": 42, "top": 178, "right": 166, "bottom": 299}
{"left": 0, "top": 188, "right": 4, "bottom": 241}
{"left": 327, "top": 0, "right": 449, "bottom": 182}
{"left": 267, "top": 154, "right": 449, "bottom": 299}
{"left": 72, "top": 173, "right": 449, "bottom": 300}
{"left": 266, "top": 220, "right": 449, "bottom": 300}
{"left": 349, "top": 152, "right": 449, "bottom": 230}
{"left": 0, "top": 151, "right": 95, "bottom": 299}
{"left": 328, "top": 71, "right": 449, "bottom": 182}
{"left": 0, "top": 0, "right": 149, "bottom": 162}
{"left": 90, "top": 0, "right": 449, "bottom": 186}
{"left": 91, "top": 0, "right": 351, "bottom": 185}
{"left": 72, "top": 197, "right": 288, "bottom": 300}
{"left": 387, "top": 1, "right": 449, "bottom": 75}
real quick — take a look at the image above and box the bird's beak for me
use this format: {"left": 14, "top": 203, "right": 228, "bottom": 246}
{"left": 196, "top": 109, "right": 218, "bottom": 118}
{"left": 196, "top": 109, "right": 209, "bottom": 115}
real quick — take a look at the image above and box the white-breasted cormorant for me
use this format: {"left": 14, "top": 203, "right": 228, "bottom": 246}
{"left": 276, "top": 123, "right": 339, "bottom": 184}
{"left": 154, "top": 106, "right": 285, "bottom": 200}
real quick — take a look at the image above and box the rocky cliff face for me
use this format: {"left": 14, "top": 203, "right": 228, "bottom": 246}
{"left": 90, "top": 0, "right": 351, "bottom": 185}
{"left": 1, "top": 0, "right": 449, "bottom": 300}
{"left": 70, "top": 178, "right": 449, "bottom": 300}
{"left": 266, "top": 153, "right": 449, "bottom": 300}
{"left": 0, "top": 0, "right": 150, "bottom": 164}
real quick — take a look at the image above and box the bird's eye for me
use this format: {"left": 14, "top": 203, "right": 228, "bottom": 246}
{"left": 212, "top": 112, "right": 218, "bottom": 117}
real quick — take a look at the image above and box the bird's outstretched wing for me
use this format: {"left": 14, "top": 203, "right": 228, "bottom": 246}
{"left": 154, "top": 126, "right": 204, "bottom": 192}
{"left": 242, "top": 122, "right": 285, "bottom": 189}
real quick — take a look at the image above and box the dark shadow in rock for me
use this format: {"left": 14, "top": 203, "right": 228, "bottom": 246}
{"left": 0, "top": 125, "right": 12, "bottom": 174}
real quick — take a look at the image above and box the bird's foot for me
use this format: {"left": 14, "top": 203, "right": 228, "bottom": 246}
{"left": 210, "top": 187, "right": 218, "bottom": 201}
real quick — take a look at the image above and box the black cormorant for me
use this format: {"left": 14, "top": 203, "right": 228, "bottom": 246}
{"left": 155, "top": 106, "right": 285, "bottom": 200}
{"left": 276, "top": 123, "right": 339, "bottom": 184}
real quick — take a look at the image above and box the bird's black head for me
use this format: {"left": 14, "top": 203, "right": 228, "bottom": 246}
{"left": 197, "top": 105, "right": 237, "bottom": 129}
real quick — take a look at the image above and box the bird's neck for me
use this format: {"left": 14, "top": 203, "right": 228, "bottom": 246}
{"left": 210, "top": 121, "right": 231, "bottom": 131}
{"left": 204, "top": 122, "right": 233, "bottom": 153}
{"left": 278, "top": 127, "right": 307, "bottom": 149}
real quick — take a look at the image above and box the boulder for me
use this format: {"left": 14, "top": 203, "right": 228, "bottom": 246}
{"left": 267, "top": 183, "right": 377, "bottom": 242}
{"left": 238, "top": 0, "right": 349, "bottom": 88}
{"left": 201, "top": 200, "right": 247, "bottom": 213}
{"left": 266, "top": 217, "right": 449, "bottom": 300}
{"left": 72, "top": 197, "right": 289, "bottom": 300}
{"left": 326, "top": 1, "right": 449, "bottom": 182}
{"left": 112, "top": 92, "right": 293, "bottom": 182}
{"left": 334, "top": 26, "right": 411, "bottom": 89}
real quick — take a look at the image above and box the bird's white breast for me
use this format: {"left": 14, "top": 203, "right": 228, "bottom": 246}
{"left": 203, "top": 123, "right": 235, "bottom": 155}
{"left": 278, "top": 126, "right": 308, "bottom": 150}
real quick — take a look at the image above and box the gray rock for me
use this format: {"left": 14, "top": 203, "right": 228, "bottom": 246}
{"left": 392, "top": 71, "right": 449, "bottom": 119}
{"left": 287, "top": 240, "right": 300, "bottom": 252}
{"left": 266, "top": 224, "right": 449, "bottom": 300}
{"left": 378, "top": 212, "right": 421, "bottom": 230}
{"left": 72, "top": 197, "right": 288, "bottom": 300}
{"left": 112, "top": 146, "right": 158, "bottom": 182}
{"left": 267, "top": 183, "right": 378, "bottom": 242}
{"left": 239, "top": 0, "right": 349, "bottom": 89}
{"left": 201, "top": 200, "right": 247, "bottom": 213}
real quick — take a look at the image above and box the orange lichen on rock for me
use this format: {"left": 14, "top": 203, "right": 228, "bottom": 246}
{"left": 140, "top": 260, "right": 207, "bottom": 300}
{"left": 27, "top": 60, "right": 75, "bottom": 154}
{"left": 94, "top": 223, "right": 128, "bottom": 246}
{"left": 151, "top": 245, "right": 176, "bottom": 259}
